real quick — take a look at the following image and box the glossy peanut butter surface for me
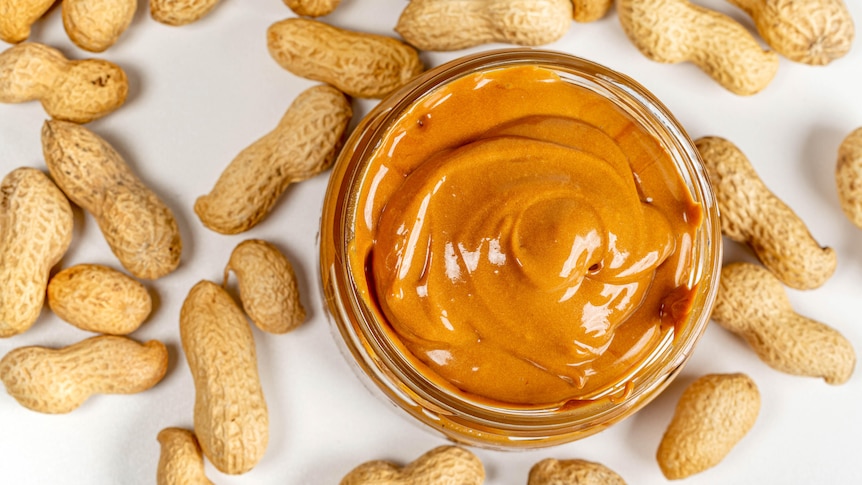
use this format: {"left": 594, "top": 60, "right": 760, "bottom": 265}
{"left": 351, "top": 65, "right": 701, "bottom": 406}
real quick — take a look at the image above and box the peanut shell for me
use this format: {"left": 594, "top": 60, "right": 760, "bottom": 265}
{"left": 395, "top": 0, "right": 572, "bottom": 51}
{"left": 62, "top": 0, "right": 137, "bottom": 52}
{"left": 42, "top": 120, "right": 182, "bottom": 279}
{"left": 0, "top": 42, "right": 128, "bottom": 123}
{"left": 572, "top": 0, "right": 613, "bottom": 22}
{"left": 47, "top": 263, "right": 152, "bottom": 335}
{"left": 151, "top": 0, "right": 221, "bottom": 26}
{"left": 180, "top": 280, "right": 268, "bottom": 475}
{"left": 0, "top": 167, "right": 74, "bottom": 338}
{"left": 340, "top": 446, "right": 485, "bottom": 485}
{"left": 0, "top": 335, "right": 168, "bottom": 413}
{"left": 712, "top": 262, "right": 855, "bottom": 384}
{"left": 836, "top": 127, "right": 862, "bottom": 228}
{"left": 195, "top": 84, "right": 352, "bottom": 234}
{"left": 696, "top": 136, "right": 836, "bottom": 289}
{"left": 0, "top": 0, "right": 54, "bottom": 43}
{"left": 617, "top": 0, "right": 778, "bottom": 95}
{"left": 225, "top": 239, "right": 306, "bottom": 334}
{"left": 729, "top": 0, "right": 854, "bottom": 65}
{"left": 267, "top": 18, "right": 424, "bottom": 99}
{"left": 157, "top": 428, "right": 215, "bottom": 485}
{"left": 528, "top": 458, "right": 626, "bottom": 484}
{"left": 657, "top": 373, "right": 760, "bottom": 480}
{"left": 283, "top": 0, "right": 340, "bottom": 17}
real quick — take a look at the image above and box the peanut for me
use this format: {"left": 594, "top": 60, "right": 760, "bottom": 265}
{"left": 180, "top": 280, "right": 268, "bottom": 475}
{"left": 47, "top": 264, "right": 152, "bottom": 335}
{"left": 0, "top": 42, "right": 128, "bottom": 123}
{"left": 657, "top": 373, "right": 760, "bottom": 480}
{"left": 0, "top": 167, "right": 73, "bottom": 338}
{"left": 267, "top": 18, "right": 424, "bottom": 99}
{"left": 395, "top": 0, "right": 572, "bottom": 51}
{"left": 836, "top": 127, "right": 862, "bottom": 228}
{"left": 729, "top": 0, "right": 854, "bottom": 65}
{"left": 617, "top": 0, "right": 779, "bottom": 96}
{"left": 0, "top": 0, "right": 54, "bottom": 43}
{"left": 0, "top": 335, "right": 168, "bottom": 414}
{"left": 195, "top": 84, "right": 352, "bottom": 234}
{"left": 696, "top": 136, "right": 836, "bottom": 289}
{"left": 283, "top": 0, "right": 340, "bottom": 17}
{"left": 63, "top": 0, "right": 137, "bottom": 52}
{"left": 528, "top": 458, "right": 626, "bottom": 485}
{"left": 150, "top": 0, "right": 220, "bottom": 26}
{"left": 157, "top": 428, "right": 214, "bottom": 485}
{"left": 225, "top": 239, "right": 306, "bottom": 334}
{"left": 712, "top": 262, "right": 856, "bottom": 384}
{"left": 340, "top": 446, "right": 485, "bottom": 485}
{"left": 572, "top": 0, "right": 613, "bottom": 22}
{"left": 42, "top": 120, "right": 182, "bottom": 280}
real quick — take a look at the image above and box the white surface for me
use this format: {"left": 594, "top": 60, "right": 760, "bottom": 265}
{"left": 1, "top": 1, "right": 861, "bottom": 483}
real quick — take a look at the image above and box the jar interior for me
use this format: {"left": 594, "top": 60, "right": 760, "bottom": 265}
{"left": 320, "top": 49, "right": 721, "bottom": 448}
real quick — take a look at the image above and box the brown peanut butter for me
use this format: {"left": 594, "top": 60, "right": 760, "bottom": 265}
{"left": 350, "top": 65, "right": 702, "bottom": 406}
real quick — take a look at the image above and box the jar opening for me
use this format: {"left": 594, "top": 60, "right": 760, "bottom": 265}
{"left": 321, "top": 49, "right": 721, "bottom": 448}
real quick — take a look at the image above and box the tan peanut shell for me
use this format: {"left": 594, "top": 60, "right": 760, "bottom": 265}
{"left": 157, "top": 428, "right": 215, "bottom": 485}
{"left": 0, "top": 0, "right": 54, "bottom": 43}
{"left": 617, "top": 0, "right": 778, "bottom": 95}
{"left": 0, "top": 167, "right": 73, "bottom": 338}
{"left": 42, "top": 120, "right": 182, "bottom": 280}
{"left": 572, "top": 0, "right": 613, "bottom": 22}
{"left": 150, "top": 0, "right": 221, "bottom": 26}
{"left": 836, "top": 127, "right": 862, "bottom": 227}
{"left": 225, "top": 239, "right": 306, "bottom": 334}
{"left": 195, "top": 84, "right": 352, "bottom": 234}
{"left": 0, "top": 335, "right": 168, "bottom": 414}
{"left": 340, "top": 446, "right": 485, "bottom": 485}
{"left": 180, "top": 280, "right": 268, "bottom": 475}
{"left": 528, "top": 458, "right": 626, "bottom": 484}
{"left": 395, "top": 0, "right": 572, "bottom": 51}
{"left": 729, "top": 0, "right": 854, "bottom": 65}
{"left": 267, "top": 19, "right": 424, "bottom": 99}
{"left": 0, "top": 42, "right": 128, "bottom": 123}
{"left": 657, "top": 373, "right": 760, "bottom": 479}
{"left": 283, "top": 0, "right": 340, "bottom": 17}
{"left": 696, "top": 136, "right": 836, "bottom": 289}
{"left": 63, "top": 0, "right": 137, "bottom": 52}
{"left": 712, "top": 262, "right": 856, "bottom": 384}
{"left": 47, "top": 264, "right": 152, "bottom": 335}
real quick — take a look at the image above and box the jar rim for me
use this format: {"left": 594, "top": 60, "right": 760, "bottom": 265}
{"left": 320, "top": 48, "right": 721, "bottom": 449}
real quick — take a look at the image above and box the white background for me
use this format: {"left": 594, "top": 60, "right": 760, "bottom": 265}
{"left": 1, "top": 1, "right": 861, "bottom": 484}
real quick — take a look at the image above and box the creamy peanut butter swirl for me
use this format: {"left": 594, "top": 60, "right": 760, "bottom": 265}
{"left": 354, "top": 66, "right": 701, "bottom": 405}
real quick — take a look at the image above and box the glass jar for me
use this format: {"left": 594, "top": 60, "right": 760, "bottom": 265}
{"left": 319, "top": 48, "right": 721, "bottom": 449}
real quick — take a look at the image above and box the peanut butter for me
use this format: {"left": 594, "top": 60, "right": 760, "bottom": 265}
{"left": 350, "top": 65, "right": 702, "bottom": 406}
